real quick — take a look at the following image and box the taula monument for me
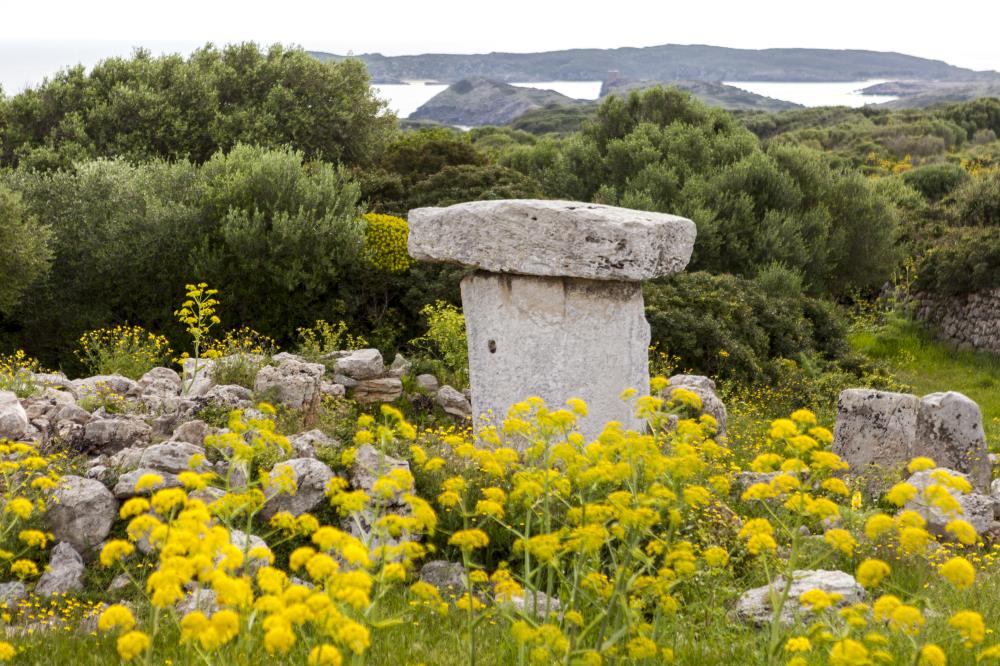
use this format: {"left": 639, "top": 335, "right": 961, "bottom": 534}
{"left": 408, "top": 199, "right": 696, "bottom": 436}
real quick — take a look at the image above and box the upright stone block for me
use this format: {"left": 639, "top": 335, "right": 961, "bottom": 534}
{"left": 408, "top": 199, "right": 696, "bottom": 439}
{"left": 462, "top": 272, "right": 650, "bottom": 436}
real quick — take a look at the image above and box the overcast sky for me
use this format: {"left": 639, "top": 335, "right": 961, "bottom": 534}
{"left": 2, "top": 0, "right": 999, "bottom": 92}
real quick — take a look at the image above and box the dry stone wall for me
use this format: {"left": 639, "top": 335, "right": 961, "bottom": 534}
{"left": 913, "top": 288, "right": 1000, "bottom": 353}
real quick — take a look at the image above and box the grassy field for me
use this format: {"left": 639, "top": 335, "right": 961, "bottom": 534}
{"left": 850, "top": 315, "right": 1000, "bottom": 449}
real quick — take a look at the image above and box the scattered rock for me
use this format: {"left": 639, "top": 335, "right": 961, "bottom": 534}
{"left": 254, "top": 358, "right": 325, "bottom": 410}
{"left": 734, "top": 471, "right": 781, "bottom": 493}
{"left": 504, "top": 591, "right": 563, "bottom": 619}
{"left": 320, "top": 381, "right": 346, "bottom": 398}
{"left": 32, "top": 373, "right": 73, "bottom": 392}
{"left": 71, "top": 375, "right": 138, "bottom": 398}
{"left": 113, "top": 468, "right": 182, "bottom": 499}
{"left": 436, "top": 385, "right": 472, "bottom": 419}
{"left": 350, "top": 445, "right": 410, "bottom": 498}
{"left": 0, "top": 582, "right": 26, "bottom": 605}
{"left": 272, "top": 352, "right": 308, "bottom": 364}
{"left": 735, "top": 570, "right": 864, "bottom": 625}
{"left": 353, "top": 378, "right": 403, "bottom": 404}
{"left": 40, "top": 388, "right": 76, "bottom": 406}
{"left": 333, "top": 374, "right": 358, "bottom": 389}
{"left": 260, "top": 458, "right": 336, "bottom": 519}
{"left": 190, "top": 486, "right": 227, "bottom": 504}
{"left": 49, "top": 476, "right": 118, "bottom": 553}
{"left": 334, "top": 349, "right": 385, "bottom": 380}
{"left": 388, "top": 353, "right": 412, "bottom": 378}
{"left": 80, "top": 416, "right": 152, "bottom": 455}
{"left": 914, "top": 392, "right": 990, "bottom": 492}
{"left": 54, "top": 403, "right": 92, "bottom": 425}
{"left": 203, "top": 384, "right": 254, "bottom": 409}
{"left": 903, "top": 468, "right": 996, "bottom": 536}
{"left": 0, "top": 391, "right": 28, "bottom": 440}
{"left": 34, "top": 542, "right": 85, "bottom": 597}
{"left": 176, "top": 588, "right": 219, "bottom": 616}
{"left": 288, "top": 430, "right": 336, "bottom": 459}
{"left": 135, "top": 441, "right": 206, "bottom": 474}
{"left": 108, "top": 574, "right": 131, "bottom": 594}
{"left": 137, "top": 367, "right": 181, "bottom": 393}
{"left": 181, "top": 358, "right": 216, "bottom": 397}
{"left": 419, "top": 560, "right": 466, "bottom": 598}
{"left": 228, "top": 529, "right": 270, "bottom": 575}
{"left": 668, "top": 374, "right": 727, "bottom": 436}
{"left": 171, "top": 420, "right": 211, "bottom": 447}
{"left": 415, "top": 374, "right": 440, "bottom": 392}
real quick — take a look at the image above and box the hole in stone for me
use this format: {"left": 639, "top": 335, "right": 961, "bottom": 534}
{"left": 488, "top": 339, "right": 497, "bottom": 354}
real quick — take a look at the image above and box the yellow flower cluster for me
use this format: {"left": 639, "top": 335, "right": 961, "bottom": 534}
{"left": 362, "top": 212, "right": 412, "bottom": 273}
{"left": 0, "top": 350, "right": 42, "bottom": 397}
{"left": 0, "top": 440, "right": 62, "bottom": 582}
{"left": 202, "top": 327, "right": 279, "bottom": 360}
{"left": 75, "top": 324, "right": 172, "bottom": 378}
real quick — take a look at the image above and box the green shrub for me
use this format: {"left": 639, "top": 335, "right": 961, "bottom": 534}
{"left": 643, "top": 271, "right": 851, "bottom": 386}
{"left": 916, "top": 227, "right": 1000, "bottom": 295}
{"left": 0, "top": 182, "right": 52, "bottom": 315}
{"left": 752, "top": 261, "right": 805, "bottom": 300}
{"left": 503, "top": 87, "right": 902, "bottom": 296}
{"left": 953, "top": 170, "right": 1000, "bottom": 226}
{"left": 1, "top": 145, "right": 364, "bottom": 369}
{"left": 406, "top": 164, "right": 542, "bottom": 210}
{"left": 205, "top": 327, "right": 279, "bottom": 389}
{"left": 412, "top": 302, "right": 469, "bottom": 387}
{"left": 900, "top": 163, "right": 969, "bottom": 201}
{"left": 1, "top": 43, "right": 394, "bottom": 169}
{"left": 297, "top": 320, "right": 368, "bottom": 363}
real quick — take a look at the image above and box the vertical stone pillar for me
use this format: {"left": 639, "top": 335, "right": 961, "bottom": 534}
{"left": 408, "top": 199, "right": 696, "bottom": 438}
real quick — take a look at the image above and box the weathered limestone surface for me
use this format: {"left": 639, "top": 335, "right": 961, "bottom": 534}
{"left": 832, "top": 389, "right": 920, "bottom": 491}
{"left": 462, "top": 271, "right": 650, "bottom": 437}
{"left": 833, "top": 389, "right": 990, "bottom": 493}
{"left": 735, "top": 570, "right": 864, "bottom": 625}
{"left": 914, "top": 392, "right": 990, "bottom": 491}
{"left": 408, "top": 199, "right": 696, "bottom": 282}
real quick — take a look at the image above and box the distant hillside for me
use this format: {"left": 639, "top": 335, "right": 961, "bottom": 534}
{"left": 409, "top": 78, "right": 585, "bottom": 126}
{"left": 864, "top": 80, "right": 1000, "bottom": 108}
{"left": 601, "top": 79, "right": 801, "bottom": 111}
{"left": 311, "top": 44, "right": 998, "bottom": 84}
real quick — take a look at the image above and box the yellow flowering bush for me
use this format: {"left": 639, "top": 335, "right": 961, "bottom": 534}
{"left": 88, "top": 403, "right": 438, "bottom": 664}
{"left": 0, "top": 350, "right": 42, "bottom": 398}
{"left": 1, "top": 378, "right": 997, "bottom": 664}
{"left": 362, "top": 212, "right": 412, "bottom": 274}
{"left": 175, "top": 282, "right": 221, "bottom": 394}
{"left": 0, "top": 440, "right": 62, "bottom": 582}
{"left": 75, "top": 325, "right": 172, "bottom": 379}
{"left": 297, "top": 319, "right": 368, "bottom": 361}
{"left": 203, "top": 327, "right": 279, "bottom": 388}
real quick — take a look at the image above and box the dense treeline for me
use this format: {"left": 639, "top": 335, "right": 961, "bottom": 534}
{"left": 0, "top": 43, "right": 394, "bottom": 170}
{"left": 1, "top": 43, "right": 998, "bottom": 381}
{"left": 501, "top": 88, "right": 902, "bottom": 296}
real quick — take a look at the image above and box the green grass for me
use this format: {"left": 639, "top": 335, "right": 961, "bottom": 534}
{"left": 850, "top": 315, "right": 1000, "bottom": 449}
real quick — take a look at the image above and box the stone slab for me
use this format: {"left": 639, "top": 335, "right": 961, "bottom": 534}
{"left": 461, "top": 271, "right": 649, "bottom": 438}
{"left": 408, "top": 199, "right": 696, "bottom": 281}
